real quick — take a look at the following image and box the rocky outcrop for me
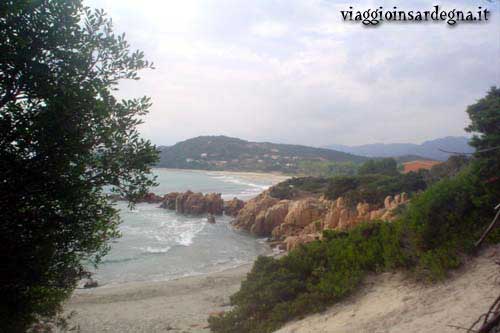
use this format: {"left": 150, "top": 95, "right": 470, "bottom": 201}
{"left": 159, "top": 191, "right": 224, "bottom": 215}
{"left": 284, "top": 233, "right": 321, "bottom": 251}
{"left": 224, "top": 197, "right": 245, "bottom": 217}
{"left": 205, "top": 193, "right": 225, "bottom": 215}
{"left": 234, "top": 191, "right": 410, "bottom": 251}
{"left": 251, "top": 200, "right": 290, "bottom": 236}
{"left": 232, "top": 191, "right": 279, "bottom": 235}
{"left": 284, "top": 198, "right": 327, "bottom": 227}
{"left": 137, "top": 192, "right": 164, "bottom": 204}
{"left": 160, "top": 192, "right": 179, "bottom": 210}
{"left": 271, "top": 198, "right": 326, "bottom": 240}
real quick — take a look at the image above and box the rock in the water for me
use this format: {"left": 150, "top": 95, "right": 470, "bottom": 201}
{"left": 137, "top": 192, "right": 164, "bottom": 204}
{"left": 160, "top": 192, "right": 179, "bottom": 210}
{"left": 207, "top": 214, "right": 216, "bottom": 224}
{"left": 172, "top": 191, "right": 224, "bottom": 215}
{"left": 83, "top": 278, "right": 98, "bottom": 288}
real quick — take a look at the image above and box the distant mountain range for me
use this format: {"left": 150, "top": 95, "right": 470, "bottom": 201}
{"left": 157, "top": 136, "right": 367, "bottom": 173}
{"left": 324, "top": 136, "right": 473, "bottom": 161}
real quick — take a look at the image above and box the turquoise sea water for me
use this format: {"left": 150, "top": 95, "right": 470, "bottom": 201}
{"left": 92, "top": 169, "right": 276, "bottom": 285}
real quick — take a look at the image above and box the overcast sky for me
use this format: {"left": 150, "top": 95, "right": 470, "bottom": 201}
{"left": 85, "top": 0, "right": 499, "bottom": 147}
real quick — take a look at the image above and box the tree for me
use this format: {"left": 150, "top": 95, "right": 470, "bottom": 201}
{"left": 465, "top": 86, "right": 500, "bottom": 185}
{"left": 0, "top": 1, "right": 158, "bottom": 330}
{"left": 358, "top": 158, "right": 398, "bottom": 176}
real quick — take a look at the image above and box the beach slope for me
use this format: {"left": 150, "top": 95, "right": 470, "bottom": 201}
{"left": 65, "top": 264, "right": 252, "bottom": 332}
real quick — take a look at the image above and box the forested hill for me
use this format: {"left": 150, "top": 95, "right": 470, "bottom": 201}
{"left": 157, "top": 136, "right": 367, "bottom": 173}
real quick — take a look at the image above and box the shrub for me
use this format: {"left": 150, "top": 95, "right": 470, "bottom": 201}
{"left": 324, "top": 172, "right": 427, "bottom": 206}
{"left": 209, "top": 222, "right": 405, "bottom": 333}
{"left": 401, "top": 165, "right": 499, "bottom": 280}
{"left": 269, "top": 177, "right": 330, "bottom": 199}
{"left": 358, "top": 158, "right": 398, "bottom": 176}
{"left": 210, "top": 163, "right": 499, "bottom": 333}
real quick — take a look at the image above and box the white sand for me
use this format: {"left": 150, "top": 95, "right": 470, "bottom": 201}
{"left": 156, "top": 168, "right": 290, "bottom": 188}
{"left": 277, "top": 245, "right": 500, "bottom": 333}
{"left": 64, "top": 264, "right": 253, "bottom": 332}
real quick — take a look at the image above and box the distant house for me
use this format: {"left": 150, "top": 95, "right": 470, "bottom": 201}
{"left": 402, "top": 160, "right": 442, "bottom": 174}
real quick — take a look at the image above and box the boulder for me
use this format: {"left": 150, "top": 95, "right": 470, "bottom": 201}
{"left": 369, "top": 208, "right": 386, "bottom": 220}
{"left": 258, "top": 200, "right": 290, "bottom": 236}
{"left": 174, "top": 191, "right": 224, "bottom": 215}
{"left": 160, "top": 192, "right": 179, "bottom": 210}
{"left": 384, "top": 195, "right": 392, "bottom": 209}
{"left": 323, "top": 205, "right": 342, "bottom": 230}
{"left": 205, "top": 193, "right": 224, "bottom": 215}
{"left": 177, "top": 191, "right": 204, "bottom": 214}
{"left": 283, "top": 198, "right": 327, "bottom": 227}
{"left": 272, "top": 223, "right": 303, "bottom": 240}
{"left": 138, "top": 192, "right": 163, "bottom": 204}
{"left": 232, "top": 192, "right": 279, "bottom": 234}
{"left": 83, "top": 278, "right": 98, "bottom": 288}
{"left": 224, "top": 197, "right": 245, "bottom": 217}
{"left": 356, "top": 202, "right": 371, "bottom": 217}
{"left": 207, "top": 214, "right": 216, "bottom": 224}
{"left": 284, "top": 233, "right": 320, "bottom": 251}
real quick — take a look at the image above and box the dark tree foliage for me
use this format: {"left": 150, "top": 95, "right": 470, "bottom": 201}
{"left": 0, "top": 1, "right": 158, "bottom": 330}
{"left": 465, "top": 86, "right": 500, "bottom": 190}
{"left": 358, "top": 158, "right": 398, "bottom": 176}
{"left": 325, "top": 173, "right": 427, "bottom": 206}
{"left": 424, "top": 155, "right": 470, "bottom": 185}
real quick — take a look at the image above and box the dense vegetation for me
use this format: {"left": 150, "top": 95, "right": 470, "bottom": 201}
{"left": 157, "top": 135, "right": 367, "bottom": 173}
{"left": 209, "top": 88, "right": 500, "bottom": 333}
{"left": 269, "top": 157, "right": 427, "bottom": 206}
{"left": 0, "top": 1, "right": 157, "bottom": 331}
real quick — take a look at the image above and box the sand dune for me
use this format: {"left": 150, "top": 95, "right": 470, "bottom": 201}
{"left": 277, "top": 245, "right": 500, "bottom": 333}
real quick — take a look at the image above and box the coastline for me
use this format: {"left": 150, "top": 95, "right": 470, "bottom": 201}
{"left": 154, "top": 168, "right": 290, "bottom": 189}
{"left": 64, "top": 168, "right": 287, "bottom": 332}
{"left": 65, "top": 263, "right": 253, "bottom": 332}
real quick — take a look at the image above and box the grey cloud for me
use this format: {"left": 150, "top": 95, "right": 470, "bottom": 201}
{"left": 84, "top": 0, "right": 500, "bottom": 146}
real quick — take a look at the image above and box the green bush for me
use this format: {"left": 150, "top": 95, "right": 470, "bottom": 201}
{"left": 209, "top": 222, "right": 405, "bottom": 333}
{"left": 324, "top": 172, "right": 427, "bottom": 206}
{"left": 401, "top": 165, "right": 499, "bottom": 280}
{"left": 358, "top": 158, "right": 398, "bottom": 176}
{"left": 210, "top": 164, "right": 499, "bottom": 333}
{"left": 269, "top": 177, "right": 331, "bottom": 199}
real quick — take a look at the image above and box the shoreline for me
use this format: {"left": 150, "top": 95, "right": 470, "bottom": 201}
{"left": 65, "top": 262, "right": 254, "bottom": 332}
{"left": 154, "top": 167, "right": 290, "bottom": 185}
{"left": 64, "top": 168, "right": 286, "bottom": 332}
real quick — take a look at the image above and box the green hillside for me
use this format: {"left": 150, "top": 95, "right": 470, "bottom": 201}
{"left": 157, "top": 136, "right": 367, "bottom": 173}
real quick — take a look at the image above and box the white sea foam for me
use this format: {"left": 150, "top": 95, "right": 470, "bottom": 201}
{"left": 94, "top": 169, "right": 271, "bottom": 285}
{"left": 175, "top": 221, "right": 205, "bottom": 246}
{"left": 141, "top": 246, "right": 172, "bottom": 254}
{"left": 209, "top": 174, "right": 270, "bottom": 190}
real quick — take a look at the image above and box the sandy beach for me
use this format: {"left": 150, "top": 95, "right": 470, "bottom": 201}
{"left": 156, "top": 168, "right": 290, "bottom": 191}
{"left": 65, "top": 263, "right": 253, "bottom": 332}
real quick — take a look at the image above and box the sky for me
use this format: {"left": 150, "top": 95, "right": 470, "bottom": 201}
{"left": 85, "top": 0, "right": 500, "bottom": 147}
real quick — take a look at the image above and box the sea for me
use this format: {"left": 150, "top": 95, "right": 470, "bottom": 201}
{"left": 91, "top": 169, "right": 281, "bottom": 286}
